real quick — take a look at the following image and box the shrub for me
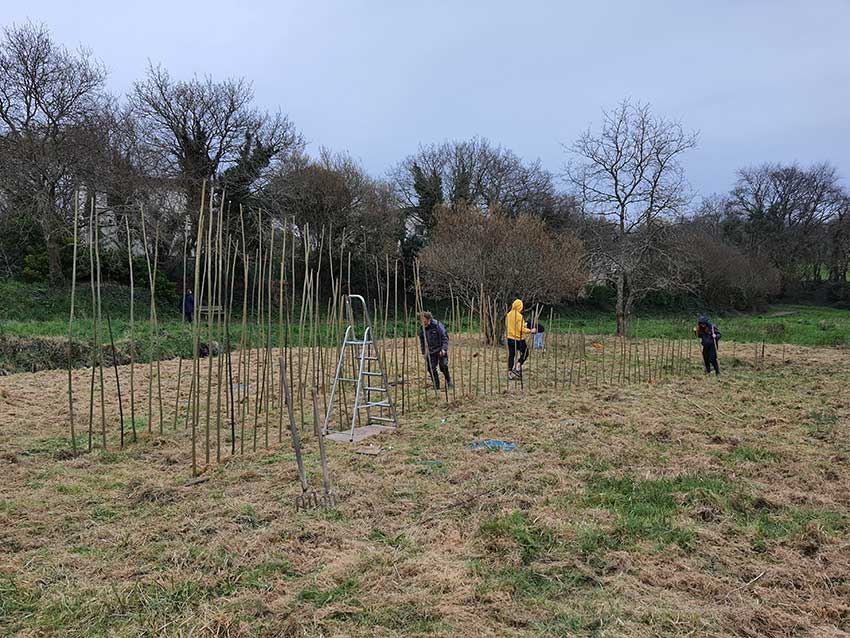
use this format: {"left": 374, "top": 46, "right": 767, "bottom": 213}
{"left": 419, "top": 204, "right": 588, "bottom": 309}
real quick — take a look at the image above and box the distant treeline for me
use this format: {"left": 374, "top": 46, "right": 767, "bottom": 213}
{"left": 1, "top": 24, "right": 848, "bottom": 334}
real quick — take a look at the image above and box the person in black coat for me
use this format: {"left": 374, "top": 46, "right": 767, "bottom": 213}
{"left": 694, "top": 314, "right": 721, "bottom": 376}
{"left": 181, "top": 289, "right": 194, "bottom": 322}
{"left": 418, "top": 311, "right": 453, "bottom": 390}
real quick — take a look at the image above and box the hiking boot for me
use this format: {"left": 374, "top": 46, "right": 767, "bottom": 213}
{"left": 447, "top": 381, "right": 455, "bottom": 389}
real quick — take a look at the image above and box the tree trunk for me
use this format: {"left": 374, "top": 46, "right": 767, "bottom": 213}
{"left": 46, "top": 233, "right": 64, "bottom": 284}
{"left": 624, "top": 292, "right": 635, "bottom": 339}
{"left": 615, "top": 271, "right": 627, "bottom": 336}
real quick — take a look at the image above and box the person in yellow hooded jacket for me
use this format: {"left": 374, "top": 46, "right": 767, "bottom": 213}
{"left": 506, "top": 299, "right": 536, "bottom": 380}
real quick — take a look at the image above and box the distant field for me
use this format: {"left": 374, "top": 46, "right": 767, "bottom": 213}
{"left": 1, "top": 280, "right": 848, "bottom": 374}
{"left": 548, "top": 304, "right": 850, "bottom": 347}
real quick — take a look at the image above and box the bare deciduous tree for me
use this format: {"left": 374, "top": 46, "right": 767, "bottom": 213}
{"left": 568, "top": 100, "right": 697, "bottom": 335}
{"left": 729, "top": 162, "right": 846, "bottom": 283}
{"left": 419, "top": 203, "right": 587, "bottom": 340}
{"left": 0, "top": 22, "right": 108, "bottom": 282}
{"left": 393, "top": 137, "right": 561, "bottom": 236}
{"left": 131, "top": 65, "right": 302, "bottom": 232}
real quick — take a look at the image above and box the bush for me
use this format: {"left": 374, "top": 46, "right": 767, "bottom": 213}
{"left": 681, "top": 229, "right": 781, "bottom": 309}
{"left": 419, "top": 204, "right": 588, "bottom": 308}
{"left": 21, "top": 254, "right": 50, "bottom": 283}
{"left": 583, "top": 283, "right": 616, "bottom": 309}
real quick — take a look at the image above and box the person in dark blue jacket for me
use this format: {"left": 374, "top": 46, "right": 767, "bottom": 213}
{"left": 418, "top": 311, "right": 453, "bottom": 390}
{"left": 694, "top": 315, "right": 721, "bottom": 376}
{"left": 181, "top": 289, "right": 194, "bottom": 322}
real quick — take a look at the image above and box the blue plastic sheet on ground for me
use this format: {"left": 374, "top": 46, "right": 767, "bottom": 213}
{"left": 468, "top": 439, "right": 518, "bottom": 452}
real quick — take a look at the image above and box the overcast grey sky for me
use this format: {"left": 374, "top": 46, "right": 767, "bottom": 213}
{"left": 4, "top": 0, "right": 849, "bottom": 195}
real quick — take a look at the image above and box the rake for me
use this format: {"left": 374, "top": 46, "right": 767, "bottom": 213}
{"left": 294, "top": 391, "right": 337, "bottom": 510}
{"left": 312, "top": 389, "right": 338, "bottom": 508}
{"left": 283, "top": 354, "right": 338, "bottom": 511}
{"left": 279, "top": 355, "right": 311, "bottom": 509}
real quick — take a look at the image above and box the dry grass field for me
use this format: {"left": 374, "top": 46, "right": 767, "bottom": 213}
{"left": 1, "top": 339, "right": 849, "bottom": 637}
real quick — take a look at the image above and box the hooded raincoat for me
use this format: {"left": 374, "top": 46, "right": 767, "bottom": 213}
{"left": 506, "top": 300, "right": 532, "bottom": 340}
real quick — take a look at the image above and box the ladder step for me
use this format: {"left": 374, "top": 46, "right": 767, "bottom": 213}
{"left": 361, "top": 401, "right": 391, "bottom": 408}
{"left": 363, "top": 371, "right": 382, "bottom": 376}
{"left": 365, "top": 386, "right": 388, "bottom": 392}
{"left": 346, "top": 339, "right": 373, "bottom": 346}
{"left": 339, "top": 377, "right": 358, "bottom": 383}
{"left": 368, "top": 417, "right": 397, "bottom": 423}
{"left": 361, "top": 356, "right": 379, "bottom": 361}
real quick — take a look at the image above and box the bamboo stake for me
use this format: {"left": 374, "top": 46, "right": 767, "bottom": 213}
{"left": 297, "top": 225, "right": 310, "bottom": 431}
{"left": 237, "top": 207, "right": 249, "bottom": 453}
{"left": 140, "top": 208, "right": 154, "bottom": 435}
{"left": 278, "top": 219, "right": 287, "bottom": 444}
{"left": 67, "top": 194, "right": 79, "bottom": 454}
{"left": 190, "top": 182, "right": 207, "bottom": 476}
{"left": 105, "top": 311, "right": 125, "bottom": 447}
{"left": 93, "top": 201, "right": 106, "bottom": 449}
{"left": 125, "top": 215, "right": 136, "bottom": 442}
{"left": 467, "top": 300, "right": 474, "bottom": 398}
{"left": 552, "top": 313, "right": 559, "bottom": 390}
{"left": 204, "top": 200, "right": 216, "bottom": 463}
{"left": 392, "top": 258, "right": 399, "bottom": 409}
{"left": 153, "top": 223, "right": 164, "bottom": 433}
{"left": 548, "top": 307, "right": 554, "bottom": 390}
{"left": 87, "top": 198, "right": 96, "bottom": 452}
{"left": 401, "top": 259, "right": 410, "bottom": 411}
{"left": 172, "top": 223, "right": 190, "bottom": 431}
{"left": 215, "top": 202, "right": 225, "bottom": 462}
{"left": 226, "top": 239, "right": 238, "bottom": 455}
{"left": 264, "top": 224, "right": 275, "bottom": 448}
{"left": 252, "top": 227, "right": 264, "bottom": 450}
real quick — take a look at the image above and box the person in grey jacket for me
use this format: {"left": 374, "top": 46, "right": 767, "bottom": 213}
{"left": 418, "top": 311, "right": 453, "bottom": 390}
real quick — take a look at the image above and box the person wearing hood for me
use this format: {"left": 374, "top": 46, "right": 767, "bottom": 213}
{"left": 506, "top": 299, "right": 536, "bottom": 380}
{"left": 694, "top": 315, "right": 721, "bottom": 376}
{"left": 418, "top": 311, "right": 453, "bottom": 390}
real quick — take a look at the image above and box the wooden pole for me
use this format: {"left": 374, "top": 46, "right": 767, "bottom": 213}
{"left": 67, "top": 194, "right": 79, "bottom": 454}
{"left": 93, "top": 201, "right": 106, "bottom": 449}
{"left": 237, "top": 207, "right": 249, "bottom": 453}
{"left": 190, "top": 182, "right": 207, "bottom": 475}
{"left": 226, "top": 238, "right": 238, "bottom": 455}
{"left": 172, "top": 223, "right": 190, "bottom": 431}
{"left": 87, "top": 198, "right": 96, "bottom": 452}
{"left": 105, "top": 311, "right": 125, "bottom": 447}
{"left": 125, "top": 215, "right": 136, "bottom": 442}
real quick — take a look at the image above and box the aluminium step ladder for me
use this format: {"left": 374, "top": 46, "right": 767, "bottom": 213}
{"left": 322, "top": 294, "right": 398, "bottom": 441}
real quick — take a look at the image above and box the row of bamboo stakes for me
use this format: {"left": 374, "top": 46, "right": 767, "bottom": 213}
{"left": 66, "top": 189, "right": 772, "bottom": 475}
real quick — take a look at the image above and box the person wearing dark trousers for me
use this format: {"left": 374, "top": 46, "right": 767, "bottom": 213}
{"left": 506, "top": 299, "right": 536, "bottom": 380}
{"left": 418, "top": 311, "right": 453, "bottom": 390}
{"left": 695, "top": 314, "right": 721, "bottom": 376}
{"left": 507, "top": 338, "right": 528, "bottom": 378}
{"left": 181, "top": 289, "right": 194, "bottom": 323}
